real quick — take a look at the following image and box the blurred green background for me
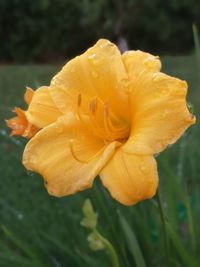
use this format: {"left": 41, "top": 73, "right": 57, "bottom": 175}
{"left": 0, "top": 1, "right": 200, "bottom": 267}
{"left": 1, "top": 0, "right": 200, "bottom": 62}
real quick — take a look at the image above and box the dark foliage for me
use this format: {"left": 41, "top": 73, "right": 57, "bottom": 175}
{"left": 0, "top": 0, "right": 200, "bottom": 62}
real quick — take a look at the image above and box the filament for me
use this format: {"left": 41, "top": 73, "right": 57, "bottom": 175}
{"left": 76, "top": 94, "right": 129, "bottom": 142}
{"left": 69, "top": 139, "right": 105, "bottom": 164}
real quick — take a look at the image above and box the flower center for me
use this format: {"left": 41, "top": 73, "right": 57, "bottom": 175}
{"left": 76, "top": 93, "right": 130, "bottom": 143}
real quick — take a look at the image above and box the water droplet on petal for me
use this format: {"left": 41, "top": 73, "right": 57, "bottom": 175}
{"left": 26, "top": 170, "right": 35, "bottom": 176}
{"left": 91, "top": 71, "right": 98, "bottom": 78}
{"left": 99, "top": 42, "right": 114, "bottom": 49}
{"left": 70, "top": 66, "right": 75, "bottom": 73}
{"left": 88, "top": 53, "right": 97, "bottom": 60}
{"left": 139, "top": 161, "right": 150, "bottom": 174}
{"left": 88, "top": 53, "right": 102, "bottom": 66}
{"left": 55, "top": 126, "right": 63, "bottom": 134}
{"left": 162, "top": 109, "right": 170, "bottom": 118}
{"left": 134, "top": 189, "right": 141, "bottom": 199}
{"left": 30, "top": 155, "right": 38, "bottom": 165}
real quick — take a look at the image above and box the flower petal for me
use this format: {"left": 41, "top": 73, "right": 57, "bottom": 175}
{"left": 23, "top": 114, "right": 119, "bottom": 196}
{"left": 100, "top": 148, "right": 158, "bottom": 206}
{"left": 25, "top": 86, "right": 63, "bottom": 129}
{"left": 24, "top": 87, "right": 34, "bottom": 105}
{"left": 122, "top": 51, "right": 195, "bottom": 155}
{"left": 6, "top": 107, "right": 39, "bottom": 138}
{"left": 50, "top": 39, "right": 129, "bottom": 121}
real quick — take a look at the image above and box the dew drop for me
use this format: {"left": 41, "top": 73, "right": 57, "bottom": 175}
{"left": 70, "top": 66, "right": 75, "bottom": 73}
{"left": 162, "top": 109, "right": 169, "bottom": 117}
{"left": 88, "top": 53, "right": 97, "bottom": 60}
{"left": 91, "top": 71, "right": 98, "bottom": 78}
{"left": 59, "top": 102, "right": 66, "bottom": 109}
{"left": 152, "top": 73, "right": 160, "bottom": 81}
{"left": 135, "top": 189, "right": 142, "bottom": 198}
{"left": 0, "top": 129, "right": 6, "bottom": 136}
{"left": 17, "top": 213, "right": 24, "bottom": 220}
{"left": 55, "top": 126, "right": 63, "bottom": 134}
{"left": 139, "top": 161, "right": 150, "bottom": 174}
{"left": 26, "top": 170, "right": 35, "bottom": 176}
{"left": 30, "top": 155, "right": 38, "bottom": 165}
{"left": 144, "top": 58, "right": 154, "bottom": 68}
{"left": 88, "top": 53, "right": 102, "bottom": 66}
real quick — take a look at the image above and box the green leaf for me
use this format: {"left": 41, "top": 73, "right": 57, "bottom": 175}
{"left": 1, "top": 225, "right": 35, "bottom": 259}
{"left": 166, "top": 221, "right": 198, "bottom": 267}
{"left": 118, "top": 212, "right": 147, "bottom": 267}
{"left": 41, "top": 231, "right": 82, "bottom": 265}
{"left": 193, "top": 24, "right": 200, "bottom": 63}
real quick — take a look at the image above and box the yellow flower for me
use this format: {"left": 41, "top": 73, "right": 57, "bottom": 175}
{"left": 13, "top": 39, "right": 196, "bottom": 205}
{"left": 6, "top": 87, "right": 39, "bottom": 138}
{"left": 7, "top": 86, "right": 62, "bottom": 138}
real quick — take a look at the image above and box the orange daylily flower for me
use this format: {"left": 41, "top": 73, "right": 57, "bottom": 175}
{"left": 13, "top": 39, "right": 195, "bottom": 205}
{"left": 7, "top": 86, "right": 63, "bottom": 138}
{"left": 6, "top": 107, "right": 39, "bottom": 138}
{"left": 6, "top": 87, "right": 39, "bottom": 138}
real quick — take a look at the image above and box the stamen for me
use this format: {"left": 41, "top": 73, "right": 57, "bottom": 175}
{"left": 103, "top": 102, "right": 109, "bottom": 117}
{"left": 69, "top": 139, "right": 105, "bottom": 164}
{"left": 76, "top": 94, "right": 85, "bottom": 123}
{"left": 89, "top": 100, "right": 94, "bottom": 114}
{"left": 93, "top": 97, "right": 97, "bottom": 113}
{"left": 89, "top": 98, "right": 97, "bottom": 114}
{"left": 77, "top": 93, "right": 82, "bottom": 106}
{"left": 69, "top": 139, "right": 88, "bottom": 163}
{"left": 107, "top": 116, "right": 129, "bottom": 134}
{"left": 76, "top": 95, "right": 129, "bottom": 142}
{"left": 103, "top": 101, "right": 128, "bottom": 137}
{"left": 103, "top": 102, "right": 112, "bottom": 141}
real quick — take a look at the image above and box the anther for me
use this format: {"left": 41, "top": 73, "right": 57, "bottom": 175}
{"left": 77, "top": 93, "right": 82, "bottom": 106}
{"left": 93, "top": 97, "right": 97, "bottom": 113}
{"left": 89, "top": 100, "right": 94, "bottom": 114}
{"left": 89, "top": 98, "right": 97, "bottom": 114}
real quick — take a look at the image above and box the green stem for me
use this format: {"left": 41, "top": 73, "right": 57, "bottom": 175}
{"left": 95, "top": 229, "right": 120, "bottom": 267}
{"left": 155, "top": 191, "right": 170, "bottom": 267}
{"left": 93, "top": 184, "right": 130, "bottom": 267}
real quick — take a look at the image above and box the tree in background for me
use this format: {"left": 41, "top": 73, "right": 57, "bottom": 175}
{"left": 0, "top": 0, "right": 200, "bottom": 62}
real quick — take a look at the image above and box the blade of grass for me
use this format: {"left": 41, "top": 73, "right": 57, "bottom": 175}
{"left": 93, "top": 182, "right": 130, "bottom": 267}
{"left": 166, "top": 221, "right": 198, "bottom": 267}
{"left": 155, "top": 191, "right": 170, "bottom": 267}
{"left": 192, "top": 24, "right": 200, "bottom": 64}
{"left": 41, "top": 231, "right": 82, "bottom": 265}
{"left": 1, "top": 225, "right": 35, "bottom": 259}
{"left": 118, "top": 211, "right": 147, "bottom": 267}
{"left": 192, "top": 24, "right": 200, "bottom": 82}
{"left": 42, "top": 231, "right": 102, "bottom": 267}
{"left": 0, "top": 252, "right": 37, "bottom": 267}
{"left": 1, "top": 225, "right": 44, "bottom": 267}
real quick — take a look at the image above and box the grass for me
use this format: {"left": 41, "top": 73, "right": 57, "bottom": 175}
{"left": 0, "top": 54, "right": 200, "bottom": 267}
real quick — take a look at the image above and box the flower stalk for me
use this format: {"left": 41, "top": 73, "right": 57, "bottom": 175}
{"left": 81, "top": 198, "right": 120, "bottom": 267}
{"left": 90, "top": 229, "right": 120, "bottom": 267}
{"left": 155, "top": 191, "right": 170, "bottom": 267}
